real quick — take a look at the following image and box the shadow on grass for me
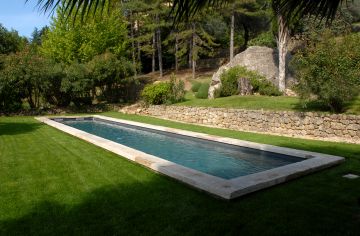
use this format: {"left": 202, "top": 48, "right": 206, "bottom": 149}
{"left": 0, "top": 122, "right": 42, "bottom": 136}
{"left": 0, "top": 180, "right": 236, "bottom": 236}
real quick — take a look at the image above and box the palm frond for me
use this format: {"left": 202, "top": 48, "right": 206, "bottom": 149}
{"left": 27, "top": 0, "right": 108, "bottom": 20}
{"left": 171, "top": 0, "right": 349, "bottom": 23}
{"left": 28, "top": 0, "right": 350, "bottom": 24}
{"left": 171, "top": 0, "right": 227, "bottom": 23}
{"left": 276, "top": 0, "right": 346, "bottom": 22}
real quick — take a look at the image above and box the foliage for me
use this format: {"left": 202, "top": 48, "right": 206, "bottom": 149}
{"left": 296, "top": 10, "right": 354, "bottom": 43}
{"left": 195, "top": 83, "right": 210, "bottom": 99}
{"left": 141, "top": 82, "right": 172, "bottom": 105}
{"left": 220, "top": 68, "right": 239, "bottom": 97}
{"left": 220, "top": 66, "right": 282, "bottom": 97}
{"left": 141, "top": 75, "right": 186, "bottom": 105}
{"left": 40, "top": 3, "right": 128, "bottom": 64}
{"left": 292, "top": 32, "right": 360, "bottom": 112}
{"left": 191, "top": 81, "right": 202, "bottom": 92}
{"left": 87, "top": 52, "right": 135, "bottom": 102}
{"left": 169, "top": 74, "right": 186, "bottom": 103}
{"left": 61, "top": 62, "right": 93, "bottom": 107}
{"left": 248, "top": 31, "right": 277, "bottom": 48}
{"left": 0, "top": 24, "right": 26, "bottom": 55}
{"left": 0, "top": 48, "right": 58, "bottom": 111}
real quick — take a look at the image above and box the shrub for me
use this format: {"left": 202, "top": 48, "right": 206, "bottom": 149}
{"left": 191, "top": 81, "right": 202, "bottom": 92}
{"left": 169, "top": 74, "right": 185, "bottom": 103}
{"left": 220, "top": 68, "right": 239, "bottom": 97}
{"left": 292, "top": 32, "right": 360, "bottom": 112}
{"left": 195, "top": 83, "right": 210, "bottom": 99}
{"left": 248, "top": 31, "right": 277, "bottom": 48}
{"left": 141, "top": 82, "right": 171, "bottom": 105}
{"left": 219, "top": 66, "right": 281, "bottom": 97}
{"left": 249, "top": 76, "right": 282, "bottom": 96}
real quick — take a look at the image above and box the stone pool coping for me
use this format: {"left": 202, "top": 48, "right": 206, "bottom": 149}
{"left": 35, "top": 115, "right": 345, "bottom": 200}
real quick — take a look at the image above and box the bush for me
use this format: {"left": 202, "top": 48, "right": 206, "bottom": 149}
{"left": 292, "top": 32, "right": 360, "bottom": 112}
{"left": 191, "top": 81, "right": 202, "bottom": 92}
{"left": 195, "top": 83, "right": 210, "bottom": 99}
{"left": 219, "top": 66, "right": 281, "bottom": 97}
{"left": 141, "top": 82, "right": 171, "bottom": 105}
{"left": 220, "top": 68, "right": 239, "bottom": 97}
{"left": 169, "top": 74, "right": 185, "bottom": 103}
{"left": 141, "top": 75, "right": 185, "bottom": 105}
{"left": 248, "top": 31, "right": 277, "bottom": 48}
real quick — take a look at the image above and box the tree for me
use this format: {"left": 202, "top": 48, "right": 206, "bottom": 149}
{"left": 171, "top": 0, "right": 349, "bottom": 92}
{"left": 30, "top": 0, "right": 347, "bottom": 25}
{"left": 30, "top": 0, "right": 349, "bottom": 90}
{"left": 40, "top": 2, "right": 128, "bottom": 64}
{"left": 0, "top": 47, "right": 56, "bottom": 109}
{"left": 223, "top": 0, "right": 270, "bottom": 59}
{"left": 0, "top": 24, "right": 26, "bottom": 55}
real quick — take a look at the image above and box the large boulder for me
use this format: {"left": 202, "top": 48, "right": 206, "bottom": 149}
{"left": 208, "top": 46, "right": 294, "bottom": 98}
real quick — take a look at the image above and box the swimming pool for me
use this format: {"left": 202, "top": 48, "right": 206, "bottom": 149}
{"left": 62, "top": 118, "right": 303, "bottom": 179}
{"left": 37, "top": 115, "right": 344, "bottom": 199}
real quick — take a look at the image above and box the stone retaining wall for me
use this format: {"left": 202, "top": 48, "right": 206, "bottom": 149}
{"left": 125, "top": 105, "right": 360, "bottom": 144}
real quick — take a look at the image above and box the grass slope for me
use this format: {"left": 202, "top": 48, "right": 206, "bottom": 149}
{"left": 178, "top": 93, "right": 360, "bottom": 114}
{"left": 0, "top": 114, "right": 359, "bottom": 235}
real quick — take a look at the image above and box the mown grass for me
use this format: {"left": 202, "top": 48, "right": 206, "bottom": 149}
{"left": 0, "top": 114, "right": 359, "bottom": 235}
{"left": 177, "top": 93, "right": 360, "bottom": 115}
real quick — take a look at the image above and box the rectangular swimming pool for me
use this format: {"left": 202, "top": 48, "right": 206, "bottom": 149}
{"left": 62, "top": 118, "right": 303, "bottom": 180}
{"left": 37, "top": 115, "right": 344, "bottom": 199}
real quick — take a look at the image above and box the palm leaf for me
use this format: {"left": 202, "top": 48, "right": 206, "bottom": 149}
{"left": 28, "top": 0, "right": 350, "bottom": 23}
{"left": 171, "top": 0, "right": 349, "bottom": 23}
{"left": 27, "top": 0, "right": 108, "bottom": 20}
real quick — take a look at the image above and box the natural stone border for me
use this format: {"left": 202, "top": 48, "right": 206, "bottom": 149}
{"left": 36, "top": 115, "right": 344, "bottom": 200}
{"left": 124, "top": 105, "right": 360, "bottom": 144}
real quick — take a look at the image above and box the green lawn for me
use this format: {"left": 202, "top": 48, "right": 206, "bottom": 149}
{"left": 177, "top": 92, "right": 360, "bottom": 115}
{"left": 1, "top": 113, "right": 360, "bottom": 235}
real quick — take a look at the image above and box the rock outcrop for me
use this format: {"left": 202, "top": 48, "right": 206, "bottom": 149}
{"left": 208, "top": 46, "right": 294, "bottom": 98}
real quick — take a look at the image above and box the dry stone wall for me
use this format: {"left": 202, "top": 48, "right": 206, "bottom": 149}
{"left": 127, "top": 105, "right": 360, "bottom": 144}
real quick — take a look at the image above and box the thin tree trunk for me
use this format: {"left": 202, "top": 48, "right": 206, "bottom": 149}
{"left": 188, "top": 23, "right": 192, "bottom": 69}
{"left": 277, "top": 14, "right": 289, "bottom": 93}
{"left": 175, "top": 32, "right": 179, "bottom": 72}
{"left": 136, "top": 35, "right": 141, "bottom": 65}
{"left": 230, "top": 12, "right": 235, "bottom": 61}
{"left": 152, "top": 32, "right": 156, "bottom": 73}
{"left": 192, "top": 22, "right": 196, "bottom": 80}
{"left": 27, "top": 88, "right": 35, "bottom": 109}
{"left": 130, "top": 12, "right": 137, "bottom": 76}
{"left": 156, "top": 14, "right": 163, "bottom": 78}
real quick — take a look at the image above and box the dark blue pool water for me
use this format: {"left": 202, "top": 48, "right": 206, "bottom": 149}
{"left": 61, "top": 118, "right": 303, "bottom": 179}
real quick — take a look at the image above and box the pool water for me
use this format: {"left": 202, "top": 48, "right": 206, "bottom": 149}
{"left": 61, "top": 119, "right": 303, "bottom": 179}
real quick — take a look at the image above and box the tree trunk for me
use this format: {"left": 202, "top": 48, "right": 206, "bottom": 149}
{"left": 277, "top": 14, "right": 289, "bottom": 93}
{"left": 130, "top": 12, "right": 136, "bottom": 76}
{"left": 156, "top": 14, "right": 163, "bottom": 78}
{"left": 152, "top": 32, "right": 156, "bottom": 73}
{"left": 188, "top": 37, "right": 192, "bottom": 69}
{"left": 137, "top": 36, "right": 141, "bottom": 65}
{"left": 230, "top": 12, "right": 235, "bottom": 61}
{"left": 175, "top": 32, "right": 179, "bottom": 72}
{"left": 27, "top": 88, "right": 35, "bottom": 109}
{"left": 192, "top": 22, "right": 196, "bottom": 80}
